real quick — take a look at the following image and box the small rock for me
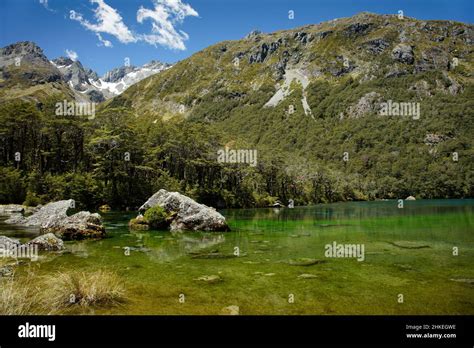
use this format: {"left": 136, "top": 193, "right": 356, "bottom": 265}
{"left": 298, "top": 273, "right": 318, "bottom": 279}
{"left": 195, "top": 275, "right": 222, "bottom": 283}
{"left": 405, "top": 196, "right": 416, "bottom": 200}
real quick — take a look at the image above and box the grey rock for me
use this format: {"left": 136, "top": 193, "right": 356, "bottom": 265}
{"left": 24, "top": 233, "right": 64, "bottom": 251}
{"left": 0, "top": 236, "right": 21, "bottom": 249}
{"left": 424, "top": 133, "right": 447, "bottom": 146}
{"left": 415, "top": 47, "right": 449, "bottom": 72}
{"left": 391, "top": 44, "right": 414, "bottom": 64}
{"left": 347, "top": 92, "right": 382, "bottom": 118}
{"left": 139, "top": 189, "right": 230, "bottom": 232}
{"left": 245, "top": 30, "right": 261, "bottom": 39}
{"left": 344, "top": 23, "right": 373, "bottom": 37}
{"left": 364, "top": 38, "right": 390, "bottom": 55}
{"left": 5, "top": 200, "right": 106, "bottom": 240}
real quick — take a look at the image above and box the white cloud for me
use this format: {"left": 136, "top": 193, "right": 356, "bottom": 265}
{"left": 137, "top": 0, "right": 199, "bottom": 50}
{"left": 96, "top": 33, "right": 113, "bottom": 47}
{"left": 70, "top": 0, "right": 198, "bottom": 50}
{"left": 39, "top": 0, "right": 54, "bottom": 12}
{"left": 65, "top": 49, "right": 79, "bottom": 61}
{"left": 70, "top": 0, "right": 136, "bottom": 44}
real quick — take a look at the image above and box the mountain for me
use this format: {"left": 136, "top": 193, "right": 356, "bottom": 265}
{"left": 91, "top": 60, "right": 170, "bottom": 98}
{"left": 0, "top": 41, "right": 170, "bottom": 104}
{"left": 52, "top": 57, "right": 170, "bottom": 102}
{"left": 110, "top": 12, "right": 472, "bottom": 121}
{"left": 100, "top": 12, "right": 473, "bottom": 201}
{"left": 0, "top": 41, "right": 75, "bottom": 102}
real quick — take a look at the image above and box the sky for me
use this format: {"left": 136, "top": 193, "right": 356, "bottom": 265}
{"left": 0, "top": 0, "right": 473, "bottom": 75}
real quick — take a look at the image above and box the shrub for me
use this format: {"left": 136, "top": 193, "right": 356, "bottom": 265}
{"left": 23, "top": 191, "right": 42, "bottom": 206}
{"left": 143, "top": 206, "right": 169, "bottom": 229}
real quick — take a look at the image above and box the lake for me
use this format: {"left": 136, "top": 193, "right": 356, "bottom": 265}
{"left": 1, "top": 199, "right": 473, "bottom": 315}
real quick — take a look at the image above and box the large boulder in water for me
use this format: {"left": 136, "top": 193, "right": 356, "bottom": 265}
{"left": 5, "top": 199, "right": 105, "bottom": 240}
{"left": 139, "top": 189, "right": 230, "bottom": 232}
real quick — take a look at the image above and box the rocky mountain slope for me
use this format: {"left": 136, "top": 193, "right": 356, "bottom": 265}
{"left": 0, "top": 41, "right": 75, "bottom": 102}
{"left": 0, "top": 41, "right": 170, "bottom": 103}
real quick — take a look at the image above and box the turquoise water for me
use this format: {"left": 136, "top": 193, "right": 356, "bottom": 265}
{"left": 1, "top": 199, "right": 473, "bottom": 314}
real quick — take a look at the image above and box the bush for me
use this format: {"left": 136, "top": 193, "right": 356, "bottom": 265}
{"left": 23, "top": 191, "right": 42, "bottom": 206}
{"left": 143, "top": 206, "right": 169, "bottom": 229}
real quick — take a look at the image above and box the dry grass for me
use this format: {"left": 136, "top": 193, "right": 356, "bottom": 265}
{"left": 0, "top": 266, "right": 126, "bottom": 314}
{"left": 0, "top": 267, "right": 42, "bottom": 315}
{"left": 43, "top": 270, "right": 126, "bottom": 311}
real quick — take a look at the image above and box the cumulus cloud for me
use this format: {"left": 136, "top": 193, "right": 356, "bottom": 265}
{"left": 65, "top": 49, "right": 79, "bottom": 61}
{"left": 137, "top": 0, "right": 199, "bottom": 50}
{"left": 70, "top": 0, "right": 136, "bottom": 44}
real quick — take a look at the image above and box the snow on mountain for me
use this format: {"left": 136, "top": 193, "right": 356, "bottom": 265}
{"left": 92, "top": 61, "right": 171, "bottom": 97}
{"left": 51, "top": 58, "right": 170, "bottom": 102}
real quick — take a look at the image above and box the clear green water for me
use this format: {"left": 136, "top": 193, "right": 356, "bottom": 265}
{"left": 1, "top": 199, "right": 473, "bottom": 315}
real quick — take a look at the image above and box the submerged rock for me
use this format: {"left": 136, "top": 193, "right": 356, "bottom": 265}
{"left": 450, "top": 278, "right": 474, "bottom": 285}
{"left": 194, "top": 275, "right": 222, "bottom": 283}
{"left": 99, "top": 204, "right": 111, "bottom": 212}
{"left": 388, "top": 241, "right": 430, "bottom": 249}
{"left": 298, "top": 273, "right": 318, "bottom": 279}
{"left": 5, "top": 200, "right": 106, "bottom": 240}
{"left": 288, "top": 258, "right": 327, "bottom": 266}
{"left": 138, "top": 189, "right": 229, "bottom": 232}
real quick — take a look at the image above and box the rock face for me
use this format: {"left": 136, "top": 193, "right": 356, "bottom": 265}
{"left": 5, "top": 200, "right": 105, "bottom": 240}
{"left": 139, "top": 189, "right": 230, "bottom": 232}
{"left": 391, "top": 44, "right": 414, "bottom": 64}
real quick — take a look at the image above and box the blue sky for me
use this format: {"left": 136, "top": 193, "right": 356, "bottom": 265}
{"left": 0, "top": 0, "right": 472, "bottom": 75}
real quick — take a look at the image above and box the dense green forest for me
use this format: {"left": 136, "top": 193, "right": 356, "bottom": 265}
{"left": 0, "top": 76, "right": 472, "bottom": 210}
